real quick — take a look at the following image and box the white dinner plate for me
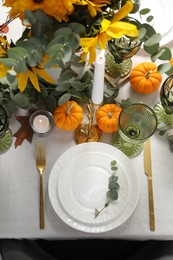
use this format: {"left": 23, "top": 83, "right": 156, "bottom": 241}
{"left": 132, "top": 0, "right": 173, "bottom": 46}
{"left": 48, "top": 142, "right": 140, "bottom": 233}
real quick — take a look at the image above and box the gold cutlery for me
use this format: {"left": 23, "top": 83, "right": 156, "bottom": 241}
{"left": 36, "top": 142, "right": 46, "bottom": 229}
{"left": 144, "top": 138, "right": 155, "bottom": 231}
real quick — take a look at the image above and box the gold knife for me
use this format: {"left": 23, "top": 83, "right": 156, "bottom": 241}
{"left": 144, "top": 138, "right": 155, "bottom": 231}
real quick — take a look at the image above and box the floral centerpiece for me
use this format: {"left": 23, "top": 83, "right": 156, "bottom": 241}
{"left": 0, "top": 0, "right": 172, "bottom": 116}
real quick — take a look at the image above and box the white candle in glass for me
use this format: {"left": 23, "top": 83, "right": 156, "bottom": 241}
{"left": 91, "top": 49, "right": 105, "bottom": 105}
{"left": 33, "top": 115, "right": 50, "bottom": 133}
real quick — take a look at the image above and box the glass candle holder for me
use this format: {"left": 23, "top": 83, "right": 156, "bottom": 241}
{"left": 160, "top": 74, "right": 173, "bottom": 114}
{"left": 105, "top": 17, "right": 142, "bottom": 78}
{"left": 0, "top": 105, "right": 13, "bottom": 154}
{"left": 74, "top": 103, "right": 102, "bottom": 144}
{"left": 29, "top": 110, "right": 54, "bottom": 137}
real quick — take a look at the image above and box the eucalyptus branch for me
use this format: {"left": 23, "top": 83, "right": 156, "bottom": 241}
{"left": 94, "top": 160, "right": 120, "bottom": 219}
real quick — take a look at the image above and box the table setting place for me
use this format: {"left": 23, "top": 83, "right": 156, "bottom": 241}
{"left": 0, "top": 0, "right": 173, "bottom": 241}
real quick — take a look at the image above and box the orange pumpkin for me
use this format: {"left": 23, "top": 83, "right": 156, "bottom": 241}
{"left": 96, "top": 104, "right": 122, "bottom": 133}
{"left": 53, "top": 100, "right": 83, "bottom": 131}
{"left": 169, "top": 58, "right": 173, "bottom": 67}
{"left": 129, "top": 62, "right": 162, "bottom": 94}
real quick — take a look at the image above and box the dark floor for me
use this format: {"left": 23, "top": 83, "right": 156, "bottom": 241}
{"left": 1, "top": 239, "right": 173, "bottom": 260}
{"left": 36, "top": 239, "right": 147, "bottom": 260}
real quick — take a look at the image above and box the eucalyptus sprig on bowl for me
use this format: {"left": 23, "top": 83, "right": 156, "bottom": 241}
{"left": 94, "top": 160, "right": 120, "bottom": 219}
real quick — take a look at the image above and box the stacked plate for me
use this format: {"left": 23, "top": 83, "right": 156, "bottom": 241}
{"left": 48, "top": 142, "right": 140, "bottom": 233}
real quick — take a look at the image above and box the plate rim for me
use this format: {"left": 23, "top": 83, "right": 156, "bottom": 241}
{"left": 131, "top": 0, "right": 173, "bottom": 46}
{"left": 48, "top": 142, "right": 140, "bottom": 233}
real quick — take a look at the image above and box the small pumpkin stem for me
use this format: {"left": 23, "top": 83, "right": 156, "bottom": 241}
{"left": 108, "top": 112, "right": 113, "bottom": 118}
{"left": 66, "top": 104, "right": 74, "bottom": 116}
{"left": 145, "top": 70, "right": 152, "bottom": 79}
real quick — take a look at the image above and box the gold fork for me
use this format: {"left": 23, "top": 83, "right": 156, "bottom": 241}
{"left": 36, "top": 142, "right": 46, "bottom": 229}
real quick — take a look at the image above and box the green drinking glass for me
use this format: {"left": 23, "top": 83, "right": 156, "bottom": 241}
{"left": 112, "top": 103, "right": 157, "bottom": 157}
{"left": 105, "top": 17, "right": 142, "bottom": 79}
{"left": 0, "top": 105, "right": 13, "bottom": 154}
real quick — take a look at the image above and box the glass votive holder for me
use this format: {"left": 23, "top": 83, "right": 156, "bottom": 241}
{"left": 29, "top": 110, "right": 54, "bottom": 137}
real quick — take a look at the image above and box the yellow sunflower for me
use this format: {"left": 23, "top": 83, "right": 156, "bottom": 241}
{"left": 0, "top": 62, "right": 9, "bottom": 78}
{"left": 3, "top": 0, "right": 79, "bottom": 22}
{"left": 78, "top": 0, "right": 111, "bottom": 17}
{"left": 17, "top": 55, "right": 56, "bottom": 92}
{"left": 80, "top": 0, "right": 139, "bottom": 64}
{"left": 0, "top": 36, "right": 10, "bottom": 57}
{"left": 0, "top": 53, "right": 55, "bottom": 92}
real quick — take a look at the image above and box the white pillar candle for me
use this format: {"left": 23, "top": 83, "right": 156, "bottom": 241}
{"left": 91, "top": 49, "right": 105, "bottom": 105}
{"left": 33, "top": 115, "right": 50, "bottom": 133}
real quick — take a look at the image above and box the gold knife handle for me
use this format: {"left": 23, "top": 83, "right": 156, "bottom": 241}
{"left": 148, "top": 176, "right": 155, "bottom": 231}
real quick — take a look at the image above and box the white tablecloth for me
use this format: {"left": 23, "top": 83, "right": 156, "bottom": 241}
{"left": 0, "top": 42, "right": 173, "bottom": 240}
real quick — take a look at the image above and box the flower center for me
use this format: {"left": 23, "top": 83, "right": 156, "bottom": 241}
{"left": 33, "top": 0, "right": 44, "bottom": 3}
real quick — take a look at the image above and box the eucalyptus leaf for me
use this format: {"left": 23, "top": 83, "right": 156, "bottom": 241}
{"left": 158, "top": 63, "right": 172, "bottom": 74}
{"left": 143, "top": 43, "right": 159, "bottom": 55}
{"left": 67, "top": 22, "right": 86, "bottom": 37}
{"left": 13, "top": 93, "right": 30, "bottom": 108}
{"left": 47, "top": 36, "right": 65, "bottom": 48}
{"left": 17, "top": 39, "right": 38, "bottom": 50}
{"left": 14, "top": 59, "right": 27, "bottom": 74}
{"left": 109, "top": 175, "right": 118, "bottom": 182}
{"left": 146, "top": 15, "right": 154, "bottom": 23}
{"left": 108, "top": 182, "right": 120, "bottom": 191}
{"left": 62, "top": 46, "right": 72, "bottom": 63}
{"left": 54, "top": 27, "right": 72, "bottom": 38}
{"left": 56, "top": 82, "right": 70, "bottom": 91}
{"left": 58, "top": 69, "right": 77, "bottom": 83}
{"left": 111, "top": 166, "right": 118, "bottom": 171}
{"left": 140, "top": 8, "right": 151, "bottom": 15}
{"left": 7, "top": 47, "right": 29, "bottom": 60}
{"left": 58, "top": 93, "right": 71, "bottom": 105}
{"left": 25, "top": 9, "right": 36, "bottom": 24}
{"left": 46, "top": 44, "right": 64, "bottom": 56}
{"left": 26, "top": 53, "right": 37, "bottom": 67}
{"left": 111, "top": 160, "right": 117, "bottom": 166}
{"left": 107, "top": 190, "right": 118, "bottom": 200}
{"left": 44, "top": 95, "right": 57, "bottom": 113}
{"left": 6, "top": 73, "right": 16, "bottom": 84}
{"left": 152, "top": 47, "right": 172, "bottom": 61}
{"left": 144, "top": 33, "right": 162, "bottom": 46}
{"left": 70, "top": 81, "right": 87, "bottom": 91}
{"left": 0, "top": 58, "right": 16, "bottom": 68}
{"left": 44, "top": 58, "right": 60, "bottom": 68}
{"left": 140, "top": 23, "right": 156, "bottom": 42}
{"left": 39, "top": 83, "right": 48, "bottom": 98}
{"left": 31, "top": 21, "right": 42, "bottom": 36}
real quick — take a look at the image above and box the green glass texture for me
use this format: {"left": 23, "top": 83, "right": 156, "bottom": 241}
{"left": 112, "top": 103, "right": 157, "bottom": 157}
{"left": 0, "top": 105, "right": 13, "bottom": 154}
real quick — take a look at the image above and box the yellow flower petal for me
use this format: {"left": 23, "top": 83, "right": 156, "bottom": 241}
{"left": 98, "top": 33, "right": 109, "bottom": 49}
{"left": 88, "top": 46, "right": 97, "bottom": 64}
{"left": 33, "top": 67, "right": 56, "bottom": 84}
{"left": 0, "top": 64, "right": 9, "bottom": 78}
{"left": 107, "top": 21, "right": 138, "bottom": 38}
{"left": 17, "top": 72, "right": 28, "bottom": 92}
{"left": 112, "top": 0, "right": 133, "bottom": 22}
{"left": 28, "top": 69, "right": 41, "bottom": 92}
{"left": 100, "top": 18, "right": 111, "bottom": 33}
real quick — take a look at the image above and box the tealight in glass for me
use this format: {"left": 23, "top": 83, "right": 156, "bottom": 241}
{"left": 29, "top": 110, "right": 54, "bottom": 137}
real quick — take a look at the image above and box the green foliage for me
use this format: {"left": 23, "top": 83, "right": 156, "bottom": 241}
{"left": 94, "top": 160, "right": 120, "bottom": 219}
{"left": 136, "top": 7, "right": 173, "bottom": 74}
